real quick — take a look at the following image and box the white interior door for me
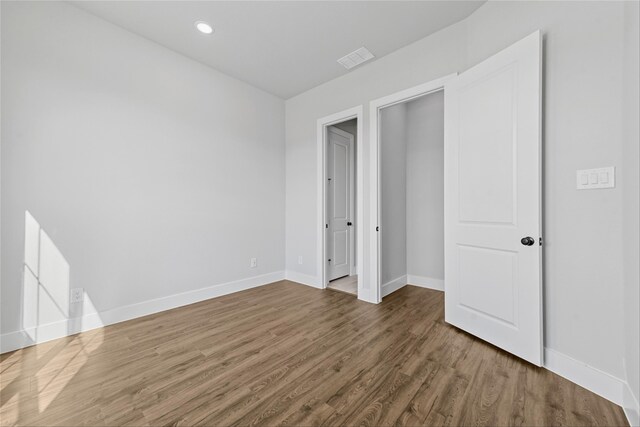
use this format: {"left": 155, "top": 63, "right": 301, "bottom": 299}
{"left": 327, "top": 127, "right": 354, "bottom": 281}
{"left": 444, "top": 31, "right": 543, "bottom": 365}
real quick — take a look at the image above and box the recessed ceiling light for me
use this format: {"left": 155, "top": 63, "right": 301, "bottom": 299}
{"left": 195, "top": 21, "right": 214, "bottom": 35}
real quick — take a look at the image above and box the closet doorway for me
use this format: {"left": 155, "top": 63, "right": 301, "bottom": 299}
{"left": 369, "top": 74, "right": 454, "bottom": 304}
{"left": 377, "top": 88, "right": 446, "bottom": 299}
{"left": 317, "top": 106, "right": 364, "bottom": 299}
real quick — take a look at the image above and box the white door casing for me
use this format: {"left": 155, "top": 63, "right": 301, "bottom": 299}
{"left": 444, "top": 31, "right": 543, "bottom": 365}
{"left": 317, "top": 106, "right": 363, "bottom": 296}
{"left": 327, "top": 127, "right": 354, "bottom": 281}
{"left": 369, "top": 74, "right": 457, "bottom": 304}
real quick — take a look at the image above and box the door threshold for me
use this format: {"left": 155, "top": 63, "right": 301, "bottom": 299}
{"left": 327, "top": 275, "right": 358, "bottom": 296}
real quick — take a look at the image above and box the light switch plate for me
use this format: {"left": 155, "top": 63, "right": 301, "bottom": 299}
{"left": 576, "top": 167, "right": 615, "bottom": 190}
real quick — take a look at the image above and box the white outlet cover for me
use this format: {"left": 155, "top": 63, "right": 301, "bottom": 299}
{"left": 250, "top": 258, "right": 257, "bottom": 268}
{"left": 70, "top": 288, "right": 84, "bottom": 304}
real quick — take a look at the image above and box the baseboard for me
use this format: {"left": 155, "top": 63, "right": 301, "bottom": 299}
{"left": 407, "top": 274, "right": 444, "bottom": 291}
{"left": 382, "top": 275, "right": 407, "bottom": 297}
{"left": 285, "top": 270, "right": 322, "bottom": 289}
{"left": 544, "top": 347, "right": 625, "bottom": 406}
{"left": 0, "top": 270, "right": 286, "bottom": 354}
{"left": 623, "top": 382, "right": 640, "bottom": 427}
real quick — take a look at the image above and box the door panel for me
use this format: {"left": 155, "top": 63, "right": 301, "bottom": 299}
{"left": 333, "top": 142, "right": 348, "bottom": 220}
{"left": 458, "top": 65, "right": 516, "bottom": 225}
{"left": 458, "top": 245, "right": 517, "bottom": 326}
{"left": 333, "top": 230, "right": 348, "bottom": 268}
{"left": 444, "top": 31, "right": 542, "bottom": 365}
{"left": 328, "top": 127, "right": 353, "bottom": 280}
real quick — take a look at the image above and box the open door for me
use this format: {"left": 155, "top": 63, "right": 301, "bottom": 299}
{"left": 444, "top": 31, "right": 543, "bottom": 365}
{"left": 327, "top": 127, "right": 354, "bottom": 281}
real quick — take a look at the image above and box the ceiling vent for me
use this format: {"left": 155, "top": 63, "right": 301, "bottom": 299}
{"left": 337, "top": 47, "right": 375, "bottom": 70}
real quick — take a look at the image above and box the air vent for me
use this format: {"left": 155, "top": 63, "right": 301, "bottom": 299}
{"left": 337, "top": 47, "right": 375, "bottom": 70}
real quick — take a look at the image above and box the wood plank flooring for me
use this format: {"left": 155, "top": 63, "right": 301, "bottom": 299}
{"left": 0, "top": 281, "right": 628, "bottom": 426}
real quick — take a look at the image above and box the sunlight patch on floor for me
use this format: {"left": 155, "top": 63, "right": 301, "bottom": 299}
{"left": 35, "top": 331, "right": 104, "bottom": 413}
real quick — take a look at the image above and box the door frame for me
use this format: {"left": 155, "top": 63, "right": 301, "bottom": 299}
{"left": 326, "top": 126, "right": 356, "bottom": 279}
{"left": 317, "top": 105, "right": 363, "bottom": 292}
{"left": 368, "top": 74, "right": 456, "bottom": 303}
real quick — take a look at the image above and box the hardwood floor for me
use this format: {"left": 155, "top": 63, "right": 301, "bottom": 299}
{"left": 0, "top": 281, "right": 628, "bottom": 426}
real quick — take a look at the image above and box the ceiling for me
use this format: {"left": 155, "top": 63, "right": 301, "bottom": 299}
{"left": 72, "top": 1, "right": 484, "bottom": 99}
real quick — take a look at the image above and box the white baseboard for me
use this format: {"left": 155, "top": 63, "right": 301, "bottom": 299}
{"left": 285, "top": 270, "right": 322, "bottom": 289}
{"left": 544, "top": 347, "right": 625, "bottom": 406}
{"left": 382, "top": 275, "right": 407, "bottom": 297}
{"left": 0, "top": 270, "right": 286, "bottom": 354}
{"left": 623, "top": 382, "right": 640, "bottom": 427}
{"left": 407, "top": 275, "right": 444, "bottom": 291}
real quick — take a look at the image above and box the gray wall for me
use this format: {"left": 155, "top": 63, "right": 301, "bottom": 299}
{"left": 380, "top": 104, "right": 407, "bottom": 285}
{"left": 406, "top": 91, "right": 444, "bottom": 281}
{"left": 1, "top": 2, "right": 286, "bottom": 336}
{"left": 622, "top": 0, "right": 640, "bottom": 417}
{"left": 285, "top": 1, "right": 633, "bottom": 382}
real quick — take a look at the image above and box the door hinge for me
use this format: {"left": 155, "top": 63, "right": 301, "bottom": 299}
{"left": 325, "top": 224, "right": 328, "bottom": 229}
{"left": 539, "top": 237, "right": 543, "bottom": 246}
{"left": 376, "top": 226, "right": 379, "bottom": 232}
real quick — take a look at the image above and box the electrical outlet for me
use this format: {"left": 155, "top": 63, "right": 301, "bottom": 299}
{"left": 70, "top": 288, "right": 84, "bottom": 304}
{"left": 250, "top": 258, "right": 257, "bottom": 268}
{"left": 298, "top": 256, "right": 303, "bottom": 265}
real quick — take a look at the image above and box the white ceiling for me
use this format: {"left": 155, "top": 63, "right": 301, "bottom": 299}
{"left": 72, "top": 1, "right": 484, "bottom": 99}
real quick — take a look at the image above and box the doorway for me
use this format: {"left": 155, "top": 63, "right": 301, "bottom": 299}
{"left": 326, "top": 124, "right": 356, "bottom": 294}
{"left": 378, "top": 89, "right": 445, "bottom": 299}
{"left": 317, "top": 106, "right": 364, "bottom": 299}
{"left": 369, "top": 31, "right": 543, "bottom": 366}
{"left": 369, "top": 74, "right": 455, "bottom": 303}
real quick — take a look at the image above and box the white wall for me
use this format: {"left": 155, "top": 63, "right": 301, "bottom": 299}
{"left": 285, "top": 0, "right": 633, "bottom": 391}
{"left": 380, "top": 103, "right": 407, "bottom": 285}
{"left": 1, "top": 2, "right": 286, "bottom": 344}
{"left": 622, "top": 1, "right": 640, "bottom": 422}
{"left": 406, "top": 91, "right": 444, "bottom": 281}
